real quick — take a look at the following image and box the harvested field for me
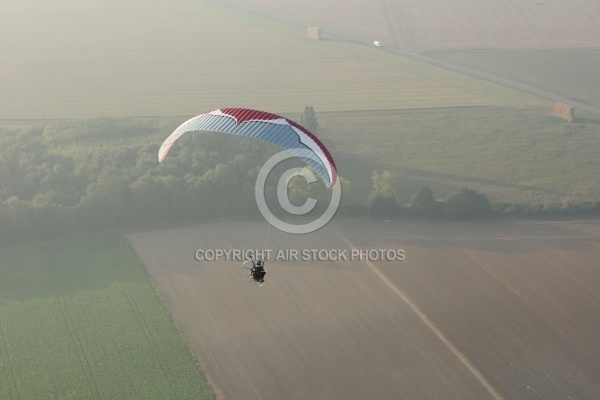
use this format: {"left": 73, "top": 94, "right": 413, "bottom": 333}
{"left": 429, "top": 49, "right": 600, "bottom": 109}
{"left": 390, "top": 0, "right": 600, "bottom": 50}
{"left": 0, "top": 0, "right": 549, "bottom": 119}
{"left": 227, "top": 0, "right": 600, "bottom": 50}
{"left": 129, "top": 219, "right": 600, "bottom": 399}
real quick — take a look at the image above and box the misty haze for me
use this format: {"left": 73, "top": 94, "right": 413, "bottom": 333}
{"left": 1, "top": 1, "right": 599, "bottom": 399}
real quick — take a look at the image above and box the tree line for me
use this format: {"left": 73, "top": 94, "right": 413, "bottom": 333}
{"left": 1, "top": 113, "right": 598, "bottom": 244}
{"left": 365, "top": 170, "right": 600, "bottom": 219}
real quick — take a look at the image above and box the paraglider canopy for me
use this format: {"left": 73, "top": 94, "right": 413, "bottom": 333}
{"left": 158, "top": 108, "right": 337, "bottom": 188}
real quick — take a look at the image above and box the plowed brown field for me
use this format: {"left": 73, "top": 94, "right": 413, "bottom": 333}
{"left": 128, "top": 219, "right": 600, "bottom": 399}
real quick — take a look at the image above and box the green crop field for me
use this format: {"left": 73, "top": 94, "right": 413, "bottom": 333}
{"left": 320, "top": 106, "right": 600, "bottom": 203}
{"left": 0, "top": 232, "right": 214, "bottom": 399}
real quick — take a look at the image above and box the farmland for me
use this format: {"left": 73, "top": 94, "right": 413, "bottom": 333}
{"left": 320, "top": 106, "right": 600, "bottom": 203}
{"left": 428, "top": 49, "right": 600, "bottom": 109}
{"left": 218, "top": 0, "right": 600, "bottom": 110}
{"left": 226, "top": 0, "right": 600, "bottom": 50}
{"left": 382, "top": 0, "right": 600, "bottom": 50}
{"left": 128, "top": 219, "right": 600, "bottom": 399}
{"left": 0, "top": 233, "right": 213, "bottom": 399}
{"left": 0, "top": 0, "right": 548, "bottom": 119}
{"left": 2, "top": 0, "right": 600, "bottom": 398}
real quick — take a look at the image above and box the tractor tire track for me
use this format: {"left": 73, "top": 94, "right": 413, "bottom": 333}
{"left": 379, "top": 0, "right": 400, "bottom": 47}
{"left": 338, "top": 232, "right": 505, "bottom": 400}
{"left": 0, "top": 320, "right": 20, "bottom": 400}
{"left": 389, "top": 0, "right": 417, "bottom": 48}
{"left": 378, "top": 0, "right": 416, "bottom": 48}
{"left": 46, "top": 264, "right": 102, "bottom": 400}
{"left": 110, "top": 258, "right": 182, "bottom": 399}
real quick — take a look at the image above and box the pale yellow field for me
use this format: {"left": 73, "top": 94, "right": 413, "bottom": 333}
{"left": 229, "top": 0, "right": 600, "bottom": 50}
{"left": 389, "top": 0, "right": 600, "bottom": 49}
{"left": 0, "top": 0, "right": 546, "bottom": 119}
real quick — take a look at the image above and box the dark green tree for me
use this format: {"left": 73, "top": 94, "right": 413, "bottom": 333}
{"left": 445, "top": 188, "right": 492, "bottom": 219}
{"left": 299, "top": 106, "right": 318, "bottom": 133}
{"left": 410, "top": 186, "right": 438, "bottom": 217}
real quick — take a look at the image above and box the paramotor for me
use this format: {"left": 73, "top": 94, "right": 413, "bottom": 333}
{"left": 158, "top": 108, "right": 337, "bottom": 188}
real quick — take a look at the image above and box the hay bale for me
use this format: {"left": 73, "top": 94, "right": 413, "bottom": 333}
{"left": 307, "top": 25, "right": 321, "bottom": 40}
{"left": 553, "top": 103, "right": 575, "bottom": 122}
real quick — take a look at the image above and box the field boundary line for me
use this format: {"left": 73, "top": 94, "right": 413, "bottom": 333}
{"left": 138, "top": 239, "right": 225, "bottom": 400}
{"left": 338, "top": 232, "right": 505, "bottom": 400}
